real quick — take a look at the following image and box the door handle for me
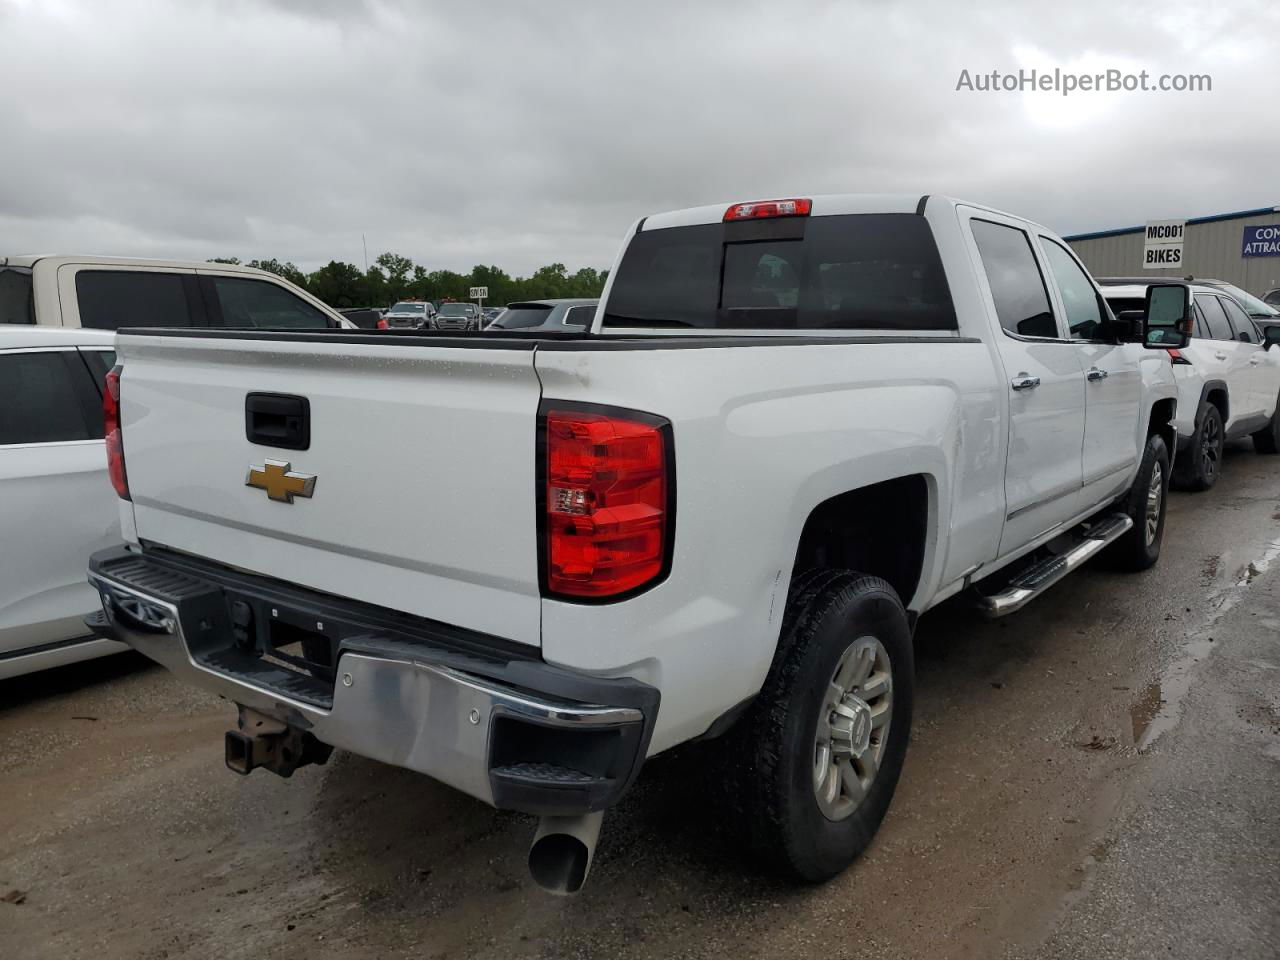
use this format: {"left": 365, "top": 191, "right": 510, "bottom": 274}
{"left": 1086, "top": 367, "right": 1109, "bottom": 382}
{"left": 1214, "top": 351, "right": 1228, "bottom": 360}
{"left": 1011, "top": 374, "right": 1041, "bottom": 391}
{"left": 1249, "top": 356, "right": 1262, "bottom": 365}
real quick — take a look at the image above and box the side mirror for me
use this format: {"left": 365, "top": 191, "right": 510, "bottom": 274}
{"left": 1143, "top": 283, "right": 1192, "bottom": 349}
{"left": 1264, "top": 325, "right": 1280, "bottom": 350}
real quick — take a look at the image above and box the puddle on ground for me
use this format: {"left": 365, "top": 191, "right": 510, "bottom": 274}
{"left": 1133, "top": 537, "right": 1280, "bottom": 753}
{"left": 1129, "top": 682, "right": 1164, "bottom": 745}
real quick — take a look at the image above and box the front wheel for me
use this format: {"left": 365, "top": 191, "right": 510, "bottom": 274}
{"left": 1108, "top": 432, "right": 1170, "bottom": 572}
{"left": 1174, "top": 401, "right": 1223, "bottom": 491}
{"left": 723, "top": 570, "right": 914, "bottom": 881}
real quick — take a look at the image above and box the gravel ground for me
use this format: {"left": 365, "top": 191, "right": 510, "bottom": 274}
{"left": 2, "top": 442, "right": 1278, "bottom": 959}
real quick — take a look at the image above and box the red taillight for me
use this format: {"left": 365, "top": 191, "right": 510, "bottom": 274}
{"left": 104, "top": 365, "right": 130, "bottom": 501}
{"left": 377, "top": 317, "right": 388, "bottom": 329}
{"left": 542, "top": 407, "right": 671, "bottom": 599}
{"left": 1166, "top": 348, "right": 1192, "bottom": 365}
{"left": 723, "top": 198, "right": 812, "bottom": 222}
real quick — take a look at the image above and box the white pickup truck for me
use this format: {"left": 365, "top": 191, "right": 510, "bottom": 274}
{"left": 87, "top": 195, "right": 1191, "bottom": 893}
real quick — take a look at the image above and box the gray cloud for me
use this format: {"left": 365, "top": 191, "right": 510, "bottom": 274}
{"left": 1, "top": 0, "right": 1276, "bottom": 274}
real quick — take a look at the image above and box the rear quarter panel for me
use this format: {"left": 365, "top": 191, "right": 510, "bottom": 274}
{"left": 535, "top": 339, "right": 1001, "bottom": 753}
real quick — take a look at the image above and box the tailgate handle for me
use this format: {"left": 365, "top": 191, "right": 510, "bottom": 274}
{"left": 246, "top": 393, "right": 310, "bottom": 450}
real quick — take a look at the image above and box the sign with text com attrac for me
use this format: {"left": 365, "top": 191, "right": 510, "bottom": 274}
{"left": 1242, "top": 225, "right": 1280, "bottom": 258}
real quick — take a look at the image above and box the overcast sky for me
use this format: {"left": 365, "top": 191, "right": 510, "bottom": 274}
{"left": 1, "top": 0, "right": 1276, "bottom": 276}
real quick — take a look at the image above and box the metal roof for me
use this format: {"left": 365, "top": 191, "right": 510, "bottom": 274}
{"left": 1064, "top": 205, "right": 1280, "bottom": 243}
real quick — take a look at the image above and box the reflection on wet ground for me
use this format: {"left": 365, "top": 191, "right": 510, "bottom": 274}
{"left": 1131, "top": 535, "right": 1280, "bottom": 752}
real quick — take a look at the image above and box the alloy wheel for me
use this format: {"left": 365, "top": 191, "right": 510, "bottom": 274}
{"left": 813, "top": 635, "right": 893, "bottom": 821}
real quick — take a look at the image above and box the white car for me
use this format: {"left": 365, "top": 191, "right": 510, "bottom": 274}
{"left": 0, "top": 327, "right": 126, "bottom": 679}
{"left": 1101, "top": 280, "right": 1280, "bottom": 490}
{"left": 0, "top": 255, "right": 351, "bottom": 330}
{"left": 91, "top": 194, "right": 1184, "bottom": 892}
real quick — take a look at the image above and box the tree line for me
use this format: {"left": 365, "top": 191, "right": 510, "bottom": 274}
{"left": 208, "top": 254, "right": 608, "bottom": 308}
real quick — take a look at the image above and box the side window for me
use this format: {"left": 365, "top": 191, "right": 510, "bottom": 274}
{"left": 1221, "top": 298, "right": 1259, "bottom": 343}
{"left": 970, "top": 220, "right": 1059, "bottom": 339}
{"left": 1192, "top": 302, "right": 1206, "bottom": 339}
{"left": 0, "top": 268, "right": 35, "bottom": 324}
{"left": 211, "top": 277, "right": 331, "bottom": 329}
{"left": 1197, "top": 295, "right": 1232, "bottom": 341}
{"left": 1041, "top": 239, "right": 1104, "bottom": 340}
{"left": 78, "top": 349, "right": 117, "bottom": 390}
{"left": 76, "top": 271, "right": 193, "bottom": 330}
{"left": 563, "top": 305, "right": 596, "bottom": 328}
{"left": 0, "top": 352, "right": 93, "bottom": 445}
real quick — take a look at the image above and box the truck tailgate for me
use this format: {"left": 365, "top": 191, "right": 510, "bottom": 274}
{"left": 115, "top": 333, "right": 543, "bottom": 647}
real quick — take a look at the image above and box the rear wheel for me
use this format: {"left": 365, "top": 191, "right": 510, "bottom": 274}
{"left": 1174, "top": 401, "right": 1223, "bottom": 491}
{"left": 723, "top": 570, "right": 914, "bottom": 881}
{"left": 1109, "top": 432, "right": 1170, "bottom": 572}
{"left": 1252, "top": 393, "right": 1280, "bottom": 454}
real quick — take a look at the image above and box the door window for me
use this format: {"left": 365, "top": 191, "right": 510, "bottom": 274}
{"left": 76, "top": 271, "right": 194, "bottom": 329}
{"left": 1221, "top": 297, "right": 1259, "bottom": 343}
{"left": 1041, "top": 239, "right": 1104, "bottom": 340}
{"left": 970, "top": 220, "right": 1059, "bottom": 339}
{"left": 1196, "top": 295, "right": 1233, "bottom": 341}
{"left": 0, "top": 352, "right": 94, "bottom": 445}
{"left": 211, "top": 277, "right": 331, "bottom": 329}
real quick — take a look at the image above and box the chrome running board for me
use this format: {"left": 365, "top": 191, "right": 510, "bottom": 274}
{"left": 974, "top": 514, "right": 1133, "bottom": 618}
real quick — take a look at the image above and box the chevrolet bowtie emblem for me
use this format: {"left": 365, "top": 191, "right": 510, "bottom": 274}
{"left": 246, "top": 459, "right": 317, "bottom": 503}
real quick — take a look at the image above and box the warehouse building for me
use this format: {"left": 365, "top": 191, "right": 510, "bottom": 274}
{"left": 1065, "top": 204, "right": 1280, "bottom": 297}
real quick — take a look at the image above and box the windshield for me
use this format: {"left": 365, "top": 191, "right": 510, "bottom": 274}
{"left": 603, "top": 213, "right": 956, "bottom": 330}
{"left": 439, "top": 303, "right": 472, "bottom": 316}
{"left": 1210, "top": 282, "right": 1280, "bottom": 317}
{"left": 0, "top": 268, "right": 35, "bottom": 324}
{"left": 490, "top": 307, "right": 551, "bottom": 329}
{"left": 389, "top": 302, "right": 425, "bottom": 314}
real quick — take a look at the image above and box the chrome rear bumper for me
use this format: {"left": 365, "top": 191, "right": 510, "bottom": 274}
{"left": 87, "top": 547, "right": 656, "bottom": 814}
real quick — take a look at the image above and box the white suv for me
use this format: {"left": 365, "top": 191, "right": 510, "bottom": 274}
{"left": 0, "top": 327, "right": 125, "bottom": 678}
{"left": 1101, "top": 280, "right": 1280, "bottom": 489}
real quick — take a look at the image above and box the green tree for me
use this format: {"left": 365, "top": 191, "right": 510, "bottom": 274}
{"left": 207, "top": 257, "right": 241, "bottom": 265}
{"left": 374, "top": 252, "right": 414, "bottom": 301}
{"left": 307, "top": 260, "right": 365, "bottom": 308}
{"left": 246, "top": 258, "right": 308, "bottom": 290}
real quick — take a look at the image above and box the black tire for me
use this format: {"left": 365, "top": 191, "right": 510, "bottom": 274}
{"left": 1252, "top": 396, "right": 1280, "bottom": 454}
{"left": 1108, "top": 432, "right": 1170, "bottom": 572}
{"left": 723, "top": 570, "right": 914, "bottom": 882}
{"left": 1173, "top": 401, "right": 1224, "bottom": 491}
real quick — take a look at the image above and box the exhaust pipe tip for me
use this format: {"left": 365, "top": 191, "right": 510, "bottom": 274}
{"left": 527, "top": 812, "right": 603, "bottom": 895}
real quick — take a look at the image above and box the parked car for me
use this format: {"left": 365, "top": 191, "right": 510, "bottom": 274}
{"left": 0, "top": 327, "right": 125, "bottom": 679}
{"left": 89, "top": 194, "right": 1185, "bottom": 894}
{"left": 382, "top": 300, "right": 435, "bottom": 329}
{"left": 1262, "top": 288, "right": 1280, "bottom": 308}
{"left": 0, "top": 255, "right": 349, "bottom": 330}
{"left": 481, "top": 307, "right": 503, "bottom": 327}
{"left": 432, "top": 302, "right": 482, "bottom": 331}
{"left": 1100, "top": 280, "right": 1280, "bottom": 489}
{"left": 338, "top": 307, "right": 384, "bottom": 329}
{"left": 1189, "top": 278, "right": 1280, "bottom": 324}
{"left": 487, "top": 299, "right": 598, "bottom": 332}
{"left": 1097, "top": 276, "right": 1280, "bottom": 326}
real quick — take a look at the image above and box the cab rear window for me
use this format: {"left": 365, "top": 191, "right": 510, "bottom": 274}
{"left": 603, "top": 214, "right": 956, "bottom": 331}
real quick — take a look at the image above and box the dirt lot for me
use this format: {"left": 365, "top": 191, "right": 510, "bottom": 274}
{"left": 3, "top": 444, "right": 1278, "bottom": 960}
